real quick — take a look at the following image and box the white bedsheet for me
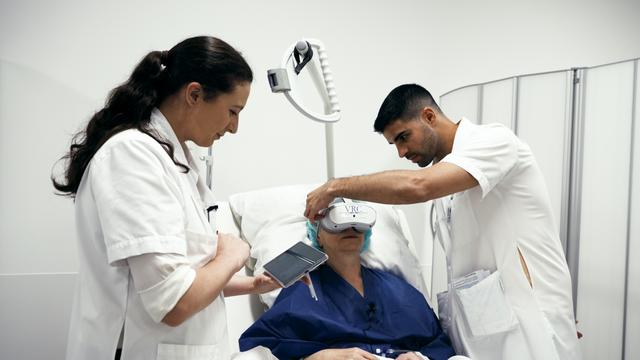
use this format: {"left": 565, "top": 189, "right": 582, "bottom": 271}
{"left": 231, "top": 346, "right": 277, "bottom": 360}
{"left": 232, "top": 347, "right": 471, "bottom": 360}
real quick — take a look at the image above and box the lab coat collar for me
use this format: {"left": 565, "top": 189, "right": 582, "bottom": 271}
{"left": 451, "top": 117, "right": 473, "bottom": 153}
{"left": 149, "top": 108, "right": 191, "bottom": 170}
{"left": 149, "top": 108, "right": 216, "bottom": 206}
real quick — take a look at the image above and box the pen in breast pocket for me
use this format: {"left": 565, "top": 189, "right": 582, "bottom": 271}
{"left": 206, "top": 205, "right": 218, "bottom": 222}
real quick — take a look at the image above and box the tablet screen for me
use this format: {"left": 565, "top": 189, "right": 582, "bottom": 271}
{"left": 263, "top": 241, "right": 328, "bottom": 287}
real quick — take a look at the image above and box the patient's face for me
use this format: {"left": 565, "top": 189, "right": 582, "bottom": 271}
{"left": 317, "top": 227, "right": 364, "bottom": 255}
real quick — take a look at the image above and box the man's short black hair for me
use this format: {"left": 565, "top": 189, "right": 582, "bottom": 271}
{"left": 373, "top": 84, "right": 441, "bottom": 133}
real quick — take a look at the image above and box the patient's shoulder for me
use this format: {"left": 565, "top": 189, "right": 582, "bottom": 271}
{"left": 363, "top": 266, "right": 409, "bottom": 284}
{"left": 363, "top": 266, "right": 425, "bottom": 298}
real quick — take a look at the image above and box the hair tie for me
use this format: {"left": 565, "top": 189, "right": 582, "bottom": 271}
{"left": 160, "top": 50, "right": 169, "bottom": 66}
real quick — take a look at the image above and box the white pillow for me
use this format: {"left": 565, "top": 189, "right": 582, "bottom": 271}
{"left": 228, "top": 184, "right": 428, "bottom": 308}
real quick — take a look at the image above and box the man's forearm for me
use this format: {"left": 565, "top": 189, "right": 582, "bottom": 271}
{"left": 327, "top": 170, "right": 430, "bottom": 204}
{"left": 306, "top": 162, "right": 477, "bottom": 220}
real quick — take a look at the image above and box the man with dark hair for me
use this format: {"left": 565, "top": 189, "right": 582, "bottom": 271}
{"left": 304, "top": 84, "right": 581, "bottom": 359}
{"left": 373, "top": 84, "right": 442, "bottom": 134}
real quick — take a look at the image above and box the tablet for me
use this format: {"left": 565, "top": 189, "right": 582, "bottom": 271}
{"left": 263, "top": 241, "right": 328, "bottom": 287}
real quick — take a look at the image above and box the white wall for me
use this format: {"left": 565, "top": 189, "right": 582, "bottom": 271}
{"left": 1, "top": 0, "right": 640, "bottom": 356}
{"left": 2, "top": 0, "right": 640, "bottom": 273}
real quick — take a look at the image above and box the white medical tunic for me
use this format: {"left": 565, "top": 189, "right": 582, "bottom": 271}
{"left": 66, "top": 109, "right": 229, "bottom": 360}
{"left": 438, "top": 118, "right": 581, "bottom": 360}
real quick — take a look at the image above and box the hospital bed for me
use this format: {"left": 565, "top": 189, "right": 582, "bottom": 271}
{"left": 218, "top": 183, "right": 432, "bottom": 357}
{"left": 0, "top": 185, "right": 430, "bottom": 360}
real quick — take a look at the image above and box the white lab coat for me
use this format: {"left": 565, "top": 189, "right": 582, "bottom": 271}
{"left": 66, "top": 109, "right": 229, "bottom": 360}
{"left": 436, "top": 119, "right": 581, "bottom": 360}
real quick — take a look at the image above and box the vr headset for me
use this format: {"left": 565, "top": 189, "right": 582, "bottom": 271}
{"left": 319, "top": 198, "right": 376, "bottom": 233}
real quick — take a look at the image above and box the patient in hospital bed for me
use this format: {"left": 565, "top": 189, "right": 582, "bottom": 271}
{"left": 239, "top": 211, "right": 457, "bottom": 360}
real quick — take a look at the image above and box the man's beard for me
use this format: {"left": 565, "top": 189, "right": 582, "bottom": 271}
{"left": 417, "top": 154, "right": 434, "bottom": 167}
{"left": 417, "top": 127, "right": 437, "bottom": 167}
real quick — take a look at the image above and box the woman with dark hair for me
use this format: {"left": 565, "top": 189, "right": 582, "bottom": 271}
{"left": 53, "top": 36, "right": 277, "bottom": 360}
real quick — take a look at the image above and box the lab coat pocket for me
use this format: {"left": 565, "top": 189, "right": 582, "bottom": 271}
{"left": 185, "top": 230, "right": 218, "bottom": 269}
{"left": 156, "top": 343, "right": 221, "bottom": 360}
{"left": 454, "top": 271, "right": 519, "bottom": 338}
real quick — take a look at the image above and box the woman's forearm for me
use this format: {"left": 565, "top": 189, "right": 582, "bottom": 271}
{"left": 223, "top": 275, "right": 255, "bottom": 297}
{"left": 162, "top": 256, "right": 239, "bottom": 326}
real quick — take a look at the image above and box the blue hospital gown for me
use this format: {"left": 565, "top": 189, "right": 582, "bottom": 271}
{"left": 239, "top": 265, "right": 455, "bottom": 359}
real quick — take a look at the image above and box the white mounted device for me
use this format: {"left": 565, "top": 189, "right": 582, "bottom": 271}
{"left": 267, "top": 39, "right": 340, "bottom": 179}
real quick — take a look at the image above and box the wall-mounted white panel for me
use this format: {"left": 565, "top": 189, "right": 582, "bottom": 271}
{"left": 625, "top": 60, "right": 640, "bottom": 360}
{"left": 440, "top": 86, "right": 480, "bottom": 124}
{"left": 0, "top": 274, "right": 76, "bottom": 359}
{"left": 517, "top": 71, "right": 570, "bottom": 234}
{"left": 577, "top": 61, "right": 635, "bottom": 360}
{"left": 482, "top": 78, "right": 514, "bottom": 129}
{"left": 0, "top": 61, "right": 95, "bottom": 274}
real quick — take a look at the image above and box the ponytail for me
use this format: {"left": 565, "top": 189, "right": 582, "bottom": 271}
{"left": 52, "top": 36, "right": 253, "bottom": 197}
